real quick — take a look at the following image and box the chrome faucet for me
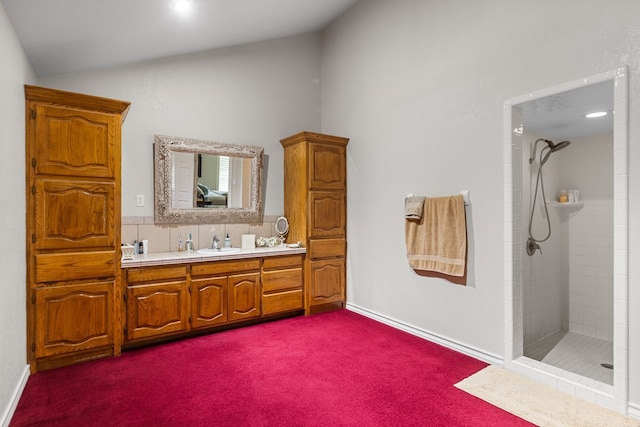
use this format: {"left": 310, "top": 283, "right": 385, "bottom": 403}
{"left": 212, "top": 235, "right": 220, "bottom": 249}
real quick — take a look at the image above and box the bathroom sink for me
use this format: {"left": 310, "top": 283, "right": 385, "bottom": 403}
{"left": 196, "top": 247, "right": 241, "bottom": 255}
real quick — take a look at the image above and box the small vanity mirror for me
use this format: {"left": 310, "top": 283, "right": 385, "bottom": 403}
{"left": 154, "top": 134, "right": 264, "bottom": 224}
{"left": 274, "top": 216, "right": 289, "bottom": 243}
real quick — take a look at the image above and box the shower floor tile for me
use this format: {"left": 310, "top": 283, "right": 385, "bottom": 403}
{"left": 524, "top": 331, "right": 566, "bottom": 361}
{"left": 527, "top": 331, "right": 613, "bottom": 385}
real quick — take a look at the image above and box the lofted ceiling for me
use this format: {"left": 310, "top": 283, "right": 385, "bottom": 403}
{"left": 2, "top": 0, "right": 359, "bottom": 77}
{"left": 3, "top": 0, "right": 612, "bottom": 140}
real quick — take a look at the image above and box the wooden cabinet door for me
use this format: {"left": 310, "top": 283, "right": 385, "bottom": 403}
{"left": 34, "top": 281, "right": 114, "bottom": 358}
{"left": 228, "top": 273, "right": 260, "bottom": 321}
{"left": 309, "top": 258, "right": 345, "bottom": 306}
{"left": 126, "top": 281, "right": 189, "bottom": 341}
{"left": 309, "top": 143, "right": 346, "bottom": 190}
{"left": 309, "top": 191, "right": 346, "bottom": 237}
{"left": 34, "top": 178, "right": 115, "bottom": 250}
{"left": 191, "top": 277, "right": 227, "bottom": 329}
{"left": 32, "top": 103, "right": 118, "bottom": 179}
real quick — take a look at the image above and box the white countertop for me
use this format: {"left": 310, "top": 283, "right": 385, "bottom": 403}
{"left": 121, "top": 246, "right": 306, "bottom": 268}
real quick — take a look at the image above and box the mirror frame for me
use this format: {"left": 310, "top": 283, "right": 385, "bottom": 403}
{"left": 154, "top": 134, "right": 264, "bottom": 224}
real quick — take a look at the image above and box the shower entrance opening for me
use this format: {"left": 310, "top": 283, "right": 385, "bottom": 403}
{"left": 504, "top": 67, "right": 629, "bottom": 414}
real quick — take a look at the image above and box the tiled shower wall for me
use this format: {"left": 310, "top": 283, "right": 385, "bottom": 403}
{"left": 567, "top": 199, "right": 614, "bottom": 340}
{"left": 561, "top": 133, "right": 614, "bottom": 341}
{"left": 522, "top": 131, "right": 567, "bottom": 349}
{"left": 522, "top": 132, "right": 613, "bottom": 346}
{"left": 121, "top": 215, "right": 283, "bottom": 254}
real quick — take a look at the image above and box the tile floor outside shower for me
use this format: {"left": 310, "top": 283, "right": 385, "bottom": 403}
{"left": 524, "top": 331, "right": 613, "bottom": 385}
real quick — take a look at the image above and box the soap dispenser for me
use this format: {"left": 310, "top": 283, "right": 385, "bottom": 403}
{"left": 224, "top": 233, "right": 231, "bottom": 248}
{"left": 185, "top": 233, "right": 194, "bottom": 252}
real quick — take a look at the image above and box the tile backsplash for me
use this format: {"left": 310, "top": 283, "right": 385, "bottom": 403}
{"left": 122, "top": 216, "right": 281, "bottom": 253}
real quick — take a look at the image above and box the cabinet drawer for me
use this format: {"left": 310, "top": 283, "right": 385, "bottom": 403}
{"left": 308, "top": 238, "right": 346, "bottom": 259}
{"left": 262, "top": 268, "right": 302, "bottom": 293}
{"left": 262, "top": 289, "right": 303, "bottom": 315}
{"left": 192, "top": 259, "right": 261, "bottom": 277}
{"left": 262, "top": 255, "right": 303, "bottom": 270}
{"left": 126, "top": 265, "right": 187, "bottom": 284}
{"left": 35, "top": 251, "right": 115, "bottom": 283}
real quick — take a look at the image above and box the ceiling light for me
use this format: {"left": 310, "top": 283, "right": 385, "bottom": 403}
{"left": 171, "top": 0, "right": 192, "bottom": 15}
{"left": 585, "top": 111, "right": 607, "bottom": 118}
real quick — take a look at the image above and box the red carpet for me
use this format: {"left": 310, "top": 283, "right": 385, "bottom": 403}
{"left": 10, "top": 310, "right": 532, "bottom": 426}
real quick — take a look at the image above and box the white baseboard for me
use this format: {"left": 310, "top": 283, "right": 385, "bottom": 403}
{"left": 1, "top": 365, "right": 29, "bottom": 427}
{"left": 628, "top": 402, "right": 640, "bottom": 420}
{"left": 345, "top": 303, "right": 503, "bottom": 366}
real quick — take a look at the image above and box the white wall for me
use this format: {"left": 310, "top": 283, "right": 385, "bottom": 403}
{"left": 39, "top": 33, "right": 323, "bottom": 218}
{"left": 0, "top": 2, "right": 35, "bottom": 424}
{"left": 319, "top": 0, "right": 640, "bottom": 408}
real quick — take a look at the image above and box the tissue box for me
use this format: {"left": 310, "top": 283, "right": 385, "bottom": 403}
{"left": 241, "top": 234, "right": 256, "bottom": 249}
{"left": 121, "top": 244, "right": 135, "bottom": 260}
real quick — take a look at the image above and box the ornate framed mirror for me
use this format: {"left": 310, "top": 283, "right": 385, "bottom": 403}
{"left": 154, "top": 134, "right": 264, "bottom": 224}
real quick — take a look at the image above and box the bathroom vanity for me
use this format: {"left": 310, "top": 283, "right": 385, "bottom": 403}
{"left": 121, "top": 247, "right": 305, "bottom": 347}
{"left": 24, "top": 86, "right": 341, "bottom": 372}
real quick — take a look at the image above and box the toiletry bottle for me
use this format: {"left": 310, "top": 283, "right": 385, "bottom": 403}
{"left": 134, "top": 240, "right": 139, "bottom": 255}
{"left": 139, "top": 240, "right": 144, "bottom": 254}
{"left": 559, "top": 190, "right": 568, "bottom": 203}
{"left": 186, "top": 233, "right": 194, "bottom": 252}
{"left": 178, "top": 235, "right": 184, "bottom": 252}
{"left": 224, "top": 233, "right": 231, "bottom": 248}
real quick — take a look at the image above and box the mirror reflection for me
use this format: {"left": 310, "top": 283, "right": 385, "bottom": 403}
{"left": 171, "top": 153, "right": 252, "bottom": 209}
{"left": 154, "top": 134, "right": 264, "bottom": 224}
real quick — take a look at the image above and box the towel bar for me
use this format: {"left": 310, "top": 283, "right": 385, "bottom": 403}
{"left": 406, "top": 191, "right": 470, "bottom": 206}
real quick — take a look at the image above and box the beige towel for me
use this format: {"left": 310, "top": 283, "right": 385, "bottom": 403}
{"left": 405, "top": 196, "right": 426, "bottom": 219}
{"left": 405, "top": 194, "right": 467, "bottom": 276}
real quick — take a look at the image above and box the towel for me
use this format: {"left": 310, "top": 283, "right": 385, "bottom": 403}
{"left": 405, "top": 196, "right": 426, "bottom": 220}
{"left": 405, "top": 194, "right": 467, "bottom": 277}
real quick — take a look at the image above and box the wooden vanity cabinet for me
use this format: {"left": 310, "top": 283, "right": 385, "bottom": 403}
{"left": 192, "top": 259, "right": 262, "bottom": 323}
{"left": 190, "top": 259, "right": 261, "bottom": 328}
{"left": 281, "top": 132, "right": 349, "bottom": 314}
{"left": 26, "top": 85, "right": 130, "bottom": 372}
{"left": 262, "top": 255, "right": 304, "bottom": 315}
{"left": 124, "top": 266, "right": 189, "bottom": 342}
{"left": 121, "top": 254, "right": 305, "bottom": 347}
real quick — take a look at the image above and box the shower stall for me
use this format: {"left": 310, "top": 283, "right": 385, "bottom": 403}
{"left": 523, "top": 132, "right": 613, "bottom": 385}
{"left": 504, "top": 68, "right": 629, "bottom": 414}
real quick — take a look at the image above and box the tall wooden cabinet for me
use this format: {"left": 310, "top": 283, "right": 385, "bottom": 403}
{"left": 280, "top": 131, "right": 349, "bottom": 314}
{"left": 25, "top": 85, "right": 130, "bottom": 372}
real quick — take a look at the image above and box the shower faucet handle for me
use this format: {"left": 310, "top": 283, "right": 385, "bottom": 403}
{"left": 526, "top": 238, "right": 542, "bottom": 256}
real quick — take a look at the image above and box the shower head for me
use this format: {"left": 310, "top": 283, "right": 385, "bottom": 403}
{"left": 549, "top": 140, "right": 571, "bottom": 152}
{"left": 540, "top": 140, "right": 571, "bottom": 165}
{"left": 530, "top": 138, "right": 571, "bottom": 165}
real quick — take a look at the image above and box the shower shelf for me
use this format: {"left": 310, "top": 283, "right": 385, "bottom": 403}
{"left": 547, "top": 201, "right": 584, "bottom": 209}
